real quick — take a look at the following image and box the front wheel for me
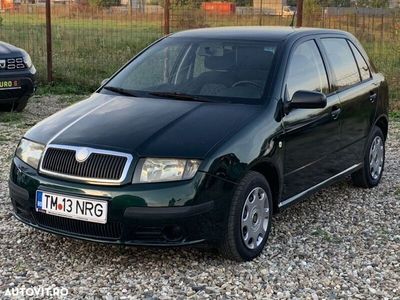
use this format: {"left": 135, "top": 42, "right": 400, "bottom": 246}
{"left": 219, "top": 171, "right": 273, "bottom": 261}
{"left": 13, "top": 95, "right": 30, "bottom": 112}
{"left": 351, "top": 126, "right": 385, "bottom": 188}
{"left": 0, "top": 96, "right": 29, "bottom": 112}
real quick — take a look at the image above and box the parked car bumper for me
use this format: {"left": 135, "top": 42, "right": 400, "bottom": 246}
{"left": 9, "top": 157, "right": 236, "bottom": 246}
{"left": 0, "top": 67, "right": 36, "bottom": 103}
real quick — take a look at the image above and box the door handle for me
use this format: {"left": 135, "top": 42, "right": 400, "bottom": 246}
{"left": 369, "top": 92, "right": 377, "bottom": 103}
{"left": 331, "top": 106, "right": 342, "bottom": 120}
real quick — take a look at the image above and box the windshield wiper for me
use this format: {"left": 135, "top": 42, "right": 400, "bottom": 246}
{"left": 103, "top": 86, "right": 138, "bottom": 97}
{"left": 148, "top": 91, "right": 213, "bottom": 102}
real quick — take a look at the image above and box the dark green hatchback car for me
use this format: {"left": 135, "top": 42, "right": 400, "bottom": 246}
{"left": 9, "top": 27, "right": 388, "bottom": 261}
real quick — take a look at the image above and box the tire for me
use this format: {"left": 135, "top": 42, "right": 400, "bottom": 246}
{"left": 219, "top": 171, "right": 273, "bottom": 261}
{"left": 12, "top": 96, "right": 29, "bottom": 112}
{"left": 0, "top": 96, "right": 29, "bottom": 113}
{"left": 351, "top": 126, "right": 385, "bottom": 188}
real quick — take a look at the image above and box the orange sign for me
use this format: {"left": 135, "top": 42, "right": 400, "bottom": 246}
{"left": 0, "top": 0, "right": 14, "bottom": 10}
{"left": 201, "top": 2, "right": 236, "bottom": 14}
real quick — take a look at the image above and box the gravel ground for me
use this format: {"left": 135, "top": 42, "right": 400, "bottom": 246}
{"left": 0, "top": 95, "right": 399, "bottom": 299}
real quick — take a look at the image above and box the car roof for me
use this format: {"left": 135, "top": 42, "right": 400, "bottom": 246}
{"left": 170, "top": 26, "right": 349, "bottom": 41}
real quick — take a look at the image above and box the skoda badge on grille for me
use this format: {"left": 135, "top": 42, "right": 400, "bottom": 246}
{"left": 0, "top": 60, "right": 5, "bottom": 69}
{"left": 75, "top": 147, "right": 90, "bottom": 162}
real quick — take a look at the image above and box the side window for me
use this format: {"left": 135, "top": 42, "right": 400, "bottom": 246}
{"left": 286, "top": 40, "right": 329, "bottom": 100}
{"left": 321, "top": 38, "right": 361, "bottom": 90}
{"left": 349, "top": 42, "right": 371, "bottom": 81}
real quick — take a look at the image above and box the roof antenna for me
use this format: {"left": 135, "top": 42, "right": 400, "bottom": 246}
{"left": 290, "top": 10, "right": 296, "bottom": 27}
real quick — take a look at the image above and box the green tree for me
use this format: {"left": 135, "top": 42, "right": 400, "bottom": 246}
{"left": 320, "top": 0, "right": 351, "bottom": 6}
{"left": 304, "top": 0, "right": 322, "bottom": 25}
{"left": 173, "top": 0, "right": 201, "bottom": 8}
{"left": 235, "top": 0, "right": 252, "bottom": 6}
{"left": 88, "top": 0, "right": 120, "bottom": 7}
{"left": 304, "top": 0, "right": 321, "bottom": 15}
{"left": 369, "top": 0, "right": 389, "bottom": 7}
{"left": 355, "top": 0, "right": 388, "bottom": 7}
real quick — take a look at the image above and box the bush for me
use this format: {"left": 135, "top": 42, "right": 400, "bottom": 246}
{"left": 88, "top": 0, "right": 120, "bottom": 7}
{"left": 304, "top": 0, "right": 322, "bottom": 25}
{"left": 173, "top": 0, "right": 201, "bottom": 8}
{"left": 172, "top": 10, "right": 207, "bottom": 29}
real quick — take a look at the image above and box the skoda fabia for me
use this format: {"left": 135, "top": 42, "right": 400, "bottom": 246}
{"left": 9, "top": 27, "right": 388, "bottom": 261}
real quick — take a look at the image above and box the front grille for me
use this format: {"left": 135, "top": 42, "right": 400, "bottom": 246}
{"left": 34, "top": 212, "right": 122, "bottom": 240}
{"left": 0, "top": 57, "right": 26, "bottom": 70}
{"left": 40, "top": 146, "right": 130, "bottom": 183}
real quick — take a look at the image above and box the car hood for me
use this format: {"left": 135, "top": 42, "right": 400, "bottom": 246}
{"left": 25, "top": 93, "right": 261, "bottom": 158}
{"left": 0, "top": 41, "right": 23, "bottom": 57}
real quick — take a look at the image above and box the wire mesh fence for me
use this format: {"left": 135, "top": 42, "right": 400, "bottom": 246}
{"left": 0, "top": 4, "right": 164, "bottom": 89}
{"left": 0, "top": 0, "right": 399, "bottom": 108}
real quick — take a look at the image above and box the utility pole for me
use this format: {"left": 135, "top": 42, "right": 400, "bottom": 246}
{"left": 164, "top": 0, "right": 170, "bottom": 35}
{"left": 45, "top": 0, "right": 53, "bottom": 82}
{"left": 296, "top": 0, "right": 303, "bottom": 27}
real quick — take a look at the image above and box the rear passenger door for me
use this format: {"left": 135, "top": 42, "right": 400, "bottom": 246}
{"left": 281, "top": 39, "right": 342, "bottom": 200}
{"left": 319, "top": 38, "right": 378, "bottom": 169}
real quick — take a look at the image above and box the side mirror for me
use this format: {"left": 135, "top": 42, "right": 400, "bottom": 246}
{"left": 101, "top": 78, "right": 109, "bottom": 86}
{"left": 287, "top": 90, "right": 327, "bottom": 111}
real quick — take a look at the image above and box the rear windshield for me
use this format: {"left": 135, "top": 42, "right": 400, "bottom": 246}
{"left": 104, "top": 37, "right": 278, "bottom": 104}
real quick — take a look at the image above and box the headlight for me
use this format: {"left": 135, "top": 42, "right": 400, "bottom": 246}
{"left": 15, "top": 139, "right": 45, "bottom": 169}
{"left": 22, "top": 51, "right": 32, "bottom": 68}
{"left": 134, "top": 158, "right": 201, "bottom": 183}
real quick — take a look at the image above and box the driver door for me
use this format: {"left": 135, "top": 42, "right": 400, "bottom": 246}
{"left": 281, "top": 39, "right": 342, "bottom": 200}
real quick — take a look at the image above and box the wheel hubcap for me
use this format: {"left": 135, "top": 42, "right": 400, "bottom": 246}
{"left": 241, "top": 187, "right": 269, "bottom": 250}
{"left": 369, "top": 136, "right": 384, "bottom": 180}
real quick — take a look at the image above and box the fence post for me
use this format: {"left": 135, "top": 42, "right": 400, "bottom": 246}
{"left": 164, "top": 0, "right": 170, "bottom": 35}
{"left": 45, "top": 0, "right": 53, "bottom": 83}
{"left": 296, "top": 0, "right": 303, "bottom": 27}
{"left": 380, "top": 13, "right": 384, "bottom": 42}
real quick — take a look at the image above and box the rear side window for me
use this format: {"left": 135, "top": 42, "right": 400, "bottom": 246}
{"left": 321, "top": 38, "right": 360, "bottom": 90}
{"left": 286, "top": 40, "right": 329, "bottom": 99}
{"left": 349, "top": 42, "right": 371, "bottom": 81}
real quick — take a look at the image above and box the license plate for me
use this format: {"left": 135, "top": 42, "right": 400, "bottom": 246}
{"left": 35, "top": 191, "right": 108, "bottom": 224}
{"left": 0, "top": 80, "right": 21, "bottom": 90}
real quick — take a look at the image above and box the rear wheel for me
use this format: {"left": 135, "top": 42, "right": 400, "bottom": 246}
{"left": 219, "top": 171, "right": 273, "bottom": 261}
{"left": 351, "top": 126, "right": 385, "bottom": 188}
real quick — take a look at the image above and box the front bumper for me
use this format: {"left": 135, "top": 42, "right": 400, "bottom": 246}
{"left": 0, "top": 67, "right": 36, "bottom": 102}
{"left": 9, "top": 157, "right": 236, "bottom": 246}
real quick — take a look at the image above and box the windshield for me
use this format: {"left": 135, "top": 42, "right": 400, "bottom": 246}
{"left": 104, "top": 37, "right": 278, "bottom": 104}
